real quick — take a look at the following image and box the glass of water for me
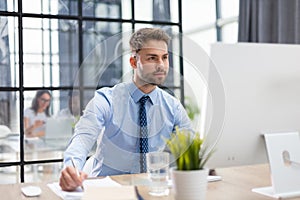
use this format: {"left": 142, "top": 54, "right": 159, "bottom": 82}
{"left": 146, "top": 152, "right": 170, "bottom": 196}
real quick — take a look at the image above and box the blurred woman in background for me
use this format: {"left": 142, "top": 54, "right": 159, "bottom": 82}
{"left": 24, "top": 90, "right": 52, "bottom": 137}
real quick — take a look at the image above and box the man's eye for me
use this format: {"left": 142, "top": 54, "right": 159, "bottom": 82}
{"left": 148, "top": 57, "right": 156, "bottom": 61}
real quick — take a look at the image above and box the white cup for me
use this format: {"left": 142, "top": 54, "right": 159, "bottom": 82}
{"left": 146, "top": 152, "right": 170, "bottom": 196}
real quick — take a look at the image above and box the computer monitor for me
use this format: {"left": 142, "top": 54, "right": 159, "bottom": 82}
{"left": 45, "top": 118, "right": 73, "bottom": 140}
{"left": 204, "top": 42, "right": 300, "bottom": 169}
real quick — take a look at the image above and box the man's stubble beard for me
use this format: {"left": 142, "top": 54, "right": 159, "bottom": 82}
{"left": 142, "top": 71, "right": 168, "bottom": 86}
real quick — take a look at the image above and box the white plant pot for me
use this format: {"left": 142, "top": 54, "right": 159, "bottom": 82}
{"left": 171, "top": 168, "right": 209, "bottom": 200}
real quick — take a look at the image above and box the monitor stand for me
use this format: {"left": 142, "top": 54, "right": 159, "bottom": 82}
{"left": 252, "top": 186, "right": 300, "bottom": 199}
{"left": 252, "top": 132, "right": 300, "bottom": 199}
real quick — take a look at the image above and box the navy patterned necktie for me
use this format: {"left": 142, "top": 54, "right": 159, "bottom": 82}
{"left": 139, "top": 95, "right": 149, "bottom": 173}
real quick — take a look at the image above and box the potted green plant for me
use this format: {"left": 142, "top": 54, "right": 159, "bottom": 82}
{"left": 165, "top": 127, "right": 214, "bottom": 200}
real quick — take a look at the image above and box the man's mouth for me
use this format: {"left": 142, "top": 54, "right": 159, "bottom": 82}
{"left": 153, "top": 72, "right": 166, "bottom": 76}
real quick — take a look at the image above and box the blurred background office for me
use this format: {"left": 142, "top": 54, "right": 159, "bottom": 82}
{"left": 0, "top": 0, "right": 298, "bottom": 184}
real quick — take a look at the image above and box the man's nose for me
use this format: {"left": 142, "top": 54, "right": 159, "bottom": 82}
{"left": 157, "top": 58, "right": 164, "bottom": 65}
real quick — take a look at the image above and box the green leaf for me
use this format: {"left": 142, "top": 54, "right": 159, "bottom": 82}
{"left": 163, "top": 126, "right": 214, "bottom": 170}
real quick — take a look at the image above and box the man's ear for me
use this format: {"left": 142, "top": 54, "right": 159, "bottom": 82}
{"left": 130, "top": 57, "right": 137, "bottom": 68}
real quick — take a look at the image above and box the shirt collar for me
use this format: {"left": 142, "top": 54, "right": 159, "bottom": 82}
{"left": 128, "top": 80, "right": 158, "bottom": 105}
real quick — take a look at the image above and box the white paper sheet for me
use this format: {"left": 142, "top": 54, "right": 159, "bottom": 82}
{"left": 47, "top": 176, "right": 121, "bottom": 200}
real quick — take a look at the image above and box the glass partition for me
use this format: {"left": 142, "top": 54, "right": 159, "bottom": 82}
{"left": 0, "top": 16, "right": 19, "bottom": 87}
{"left": 134, "top": 0, "right": 178, "bottom": 23}
{"left": 23, "top": 18, "right": 79, "bottom": 87}
{"left": 0, "top": 166, "right": 20, "bottom": 184}
{"left": 82, "top": 0, "right": 131, "bottom": 19}
{"left": 23, "top": 0, "right": 78, "bottom": 15}
{"left": 24, "top": 162, "right": 63, "bottom": 183}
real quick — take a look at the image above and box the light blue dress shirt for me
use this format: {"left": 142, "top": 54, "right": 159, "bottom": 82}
{"left": 64, "top": 81, "right": 191, "bottom": 176}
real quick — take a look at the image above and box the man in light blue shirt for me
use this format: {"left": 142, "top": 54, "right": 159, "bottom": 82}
{"left": 59, "top": 28, "right": 191, "bottom": 191}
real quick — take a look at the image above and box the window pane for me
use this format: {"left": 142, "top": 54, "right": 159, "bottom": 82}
{"left": 23, "top": 0, "right": 78, "bottom": 15}
{"left": 24, "top": 162, "right": 63, "bottom": 183}
{"left": 24, "top": 139, "right": 65, "bottom": 161}
{"left": 23, "top": 90, "right": 78, "bottom": 162}
{"left": 182, "top": 0, "right": 216, "bottom": 31}
{"left": 135, "top": 0, "right": 178, "bottom": 23}
{"left": 0, "top": 91, "right": 20, "bottom": 133}
{"left": 0, "top": 0, "right": 18, "bottom": 12}
{"left": 83, "top": 0, "right": 131, "bottom": 19}
{"left": 23, "top": 18, "right": 79, "bottom": 87}
{"left": 0, "top": 16, "right": 19, "bottom": 87}
{"left": 220, "top": 0, "right": 239, "bottom": 18}
{"left": 0, "top": 140, "right": 20, "bottom": 163}
{"left": 80, "top": 21, "right": 130, "bottom": 93}
{"left": 0, "top": 144, "right": 19, "bottom": 164}
{"left": 0, "top": 166, "right": 20, "bottom": 184}
{"left": 25, "top": 141, "right": 68, "bottom": 161}
{"left": 0, "top": 91, "right": 20, "bottom": 168}
{"left": 58, "top": 20, "right": 79, "bottom": 88}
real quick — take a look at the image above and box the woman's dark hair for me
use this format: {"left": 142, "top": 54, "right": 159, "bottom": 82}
{"left": 68, "top": 90, "right": 80, "bottom": 115}
{"left": 31, "top": 90, "right": 52, "bottom": 116}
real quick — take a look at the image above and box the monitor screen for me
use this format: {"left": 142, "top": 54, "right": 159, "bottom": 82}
{"left": 204, "top": 42, "right": 300, "bottom": 169}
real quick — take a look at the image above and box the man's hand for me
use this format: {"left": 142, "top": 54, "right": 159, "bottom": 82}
{"left": 59, "top": 166, "right": 88, "bottom": 191}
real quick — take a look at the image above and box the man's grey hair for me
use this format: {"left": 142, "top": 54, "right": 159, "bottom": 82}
{"left": 129, "top": 28, "right": 170, "bottom": 53}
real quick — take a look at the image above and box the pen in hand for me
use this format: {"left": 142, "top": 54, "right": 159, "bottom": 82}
{"left": 71, "top": 157, "right": 84, "bottom": 191}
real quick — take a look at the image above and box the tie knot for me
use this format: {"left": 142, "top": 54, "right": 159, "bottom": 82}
{"left": 139, "top": 96, "right": 149, "bottom": 105}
